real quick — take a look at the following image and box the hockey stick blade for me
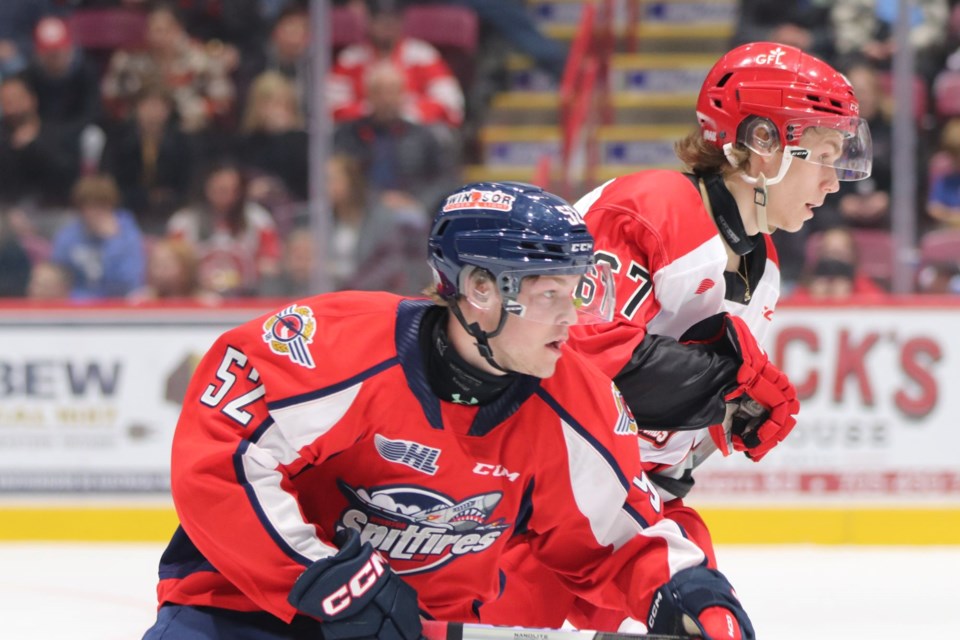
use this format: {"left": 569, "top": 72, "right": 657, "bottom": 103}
{"left": 423, "top": 620, "right": 691, "bottom": 640}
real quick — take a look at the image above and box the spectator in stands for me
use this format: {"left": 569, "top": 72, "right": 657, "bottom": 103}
{"left": 0, "top": 211, "right": 32, "bottom": 297}
{"left": 259, "top": 225, "right": 315, "bottom": 298}
{"left": 236, "top": 4, "right": 312, "bottom": 118}
{"left": 444, "top": 0, "right": 567, "bottom": 81}
{"left": 334, "top": 59, "right": 455, "bottom": 211}
{"left": 831, "top": 0, "right": 949, "bottom": 80}
{"left": 175, "top": 0, "right": 265, "bottom": 65}
{"left": 927, "top": 117, "right": 960, "bottom": 228}
{"left": 104, "top": 83, "right": 194, "bottom": 235}
{"left": 320, "top": 154, "right": 432, "bottom": 295}
{"left": 328, "top": 0, "right": 465, "bottom": 127}
{"left": 916, "top": 261, "right": 960, "bottom": 294}
{"left": 237, "top": 71, "right": 308, "bottom": 201}
{"left": 22, "top": 16, "right": 102, "bottom": 131}
{"left": 25, "top": 260, "right": 71, "bottom": 299}
{"left": 50, "top": 173, "right": 146, "bottom": 300}
{"left": 790, "top": 226, "right": 886, "bottom": 300}
{"left": 816, "top": 61, "right": 892, "bottom": 229}
{"left": 0, "top": 75, "right": 79, "bottom": 210}
{"left": 167, "top": 160, "right": 281, "bottom": 297}
{"left": 0, "top": 0, "right": 55, "bottom": 79}
{"left": 732, "top": 0, "right": 835, "bottom": 61}
{"left": 101, "top": 2, "right": 236, "bottom": 133}
{"left": 129, "top": 236, "right": 221, "bottom": 303}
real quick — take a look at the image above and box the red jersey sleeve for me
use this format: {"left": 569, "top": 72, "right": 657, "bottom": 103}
{"left": 169, "top": 295, "right": 401, "bottom": 622}
{"left": 524, "top": 357, "right": 707, "bottom": 620}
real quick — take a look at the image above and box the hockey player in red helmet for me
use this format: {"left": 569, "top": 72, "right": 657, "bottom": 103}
{"left": 480, "top": 43, "right": 871, "bottom": 637}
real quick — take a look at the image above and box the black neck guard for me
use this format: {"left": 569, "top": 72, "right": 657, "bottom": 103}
{"left": 693, "top": 172, "right": 760, "bottom": 256}
{"left": 419, "top": 307, "right": 516, "bottom": 406}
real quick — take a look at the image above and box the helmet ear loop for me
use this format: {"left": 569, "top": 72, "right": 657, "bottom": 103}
{"left": 736, "top": 120, "right": 796, "bottom": 235}
{"left": 452, "top": 269, "right": 513, "bottom": 373}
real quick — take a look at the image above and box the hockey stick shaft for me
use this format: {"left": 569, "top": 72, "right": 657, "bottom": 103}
{"left": 422, "top": 620, "right": 691, "bottom": 640}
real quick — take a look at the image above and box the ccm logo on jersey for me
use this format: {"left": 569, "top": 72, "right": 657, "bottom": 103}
{"left": 473, "top": 463, "right": 519, "bottom": 482}
{"left": 755, "top": 46, "right": 786, "bottom": 65}
{"left": 321, "top": 552, "right": 387, "bottom": 616}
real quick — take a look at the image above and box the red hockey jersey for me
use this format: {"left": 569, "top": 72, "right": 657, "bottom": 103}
{"left": 571, "top": 170, "right": 781, "bottom": 468}
{"left": 155, "top": 292, "right": 706, "bottom": 623}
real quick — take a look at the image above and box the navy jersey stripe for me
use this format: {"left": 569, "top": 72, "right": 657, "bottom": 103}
{"left": 233, "top": 439, "right": 314, "bottom": 567}
{"left": 534, "top": 387, "right": 630, "bottom": 492}
{"left": 267, "top": 357, "right": 400, "bottom": 411}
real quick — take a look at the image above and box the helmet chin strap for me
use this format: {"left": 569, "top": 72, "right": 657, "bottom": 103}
{"left": 723, "top": 142, "right": 796, "bottom": 235}
{"left": 750, "top": 172, "right": 773, "bottom": 235}
{"left": 448, "top": 300, "right": 512, "bottom": 374}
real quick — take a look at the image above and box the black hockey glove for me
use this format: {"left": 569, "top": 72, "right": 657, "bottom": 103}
{"left": 647, "top": 566, "right": 755, "bottom": 640}
{"left": 288, "top": 528, "right": 422, "bottom": 640}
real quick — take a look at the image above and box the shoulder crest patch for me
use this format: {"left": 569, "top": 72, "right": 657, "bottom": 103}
{"left": 262, "top": 304, "right": 317, "bottom": 368}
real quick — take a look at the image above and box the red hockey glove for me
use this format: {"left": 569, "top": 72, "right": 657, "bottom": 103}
{"left": 647, "top": 566, "right": 755, "bottom": 640}
{"left": 680, "top": 313, "right": 799, "bottom": 462}
{"left": 288, "top": 528, "right": 422, "bottom": 640}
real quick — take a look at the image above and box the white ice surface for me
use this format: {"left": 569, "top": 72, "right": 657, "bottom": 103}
{"left": 0, "top": 543, "right": 957, "bottom": 639}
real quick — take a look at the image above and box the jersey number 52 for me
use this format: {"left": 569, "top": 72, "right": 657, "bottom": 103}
{"left": 199, "top": 346, "right": 266, "bottom": 427}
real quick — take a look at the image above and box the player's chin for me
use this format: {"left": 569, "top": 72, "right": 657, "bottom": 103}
{"left": 527, "top": 350, "right": 562, "bottom": 378}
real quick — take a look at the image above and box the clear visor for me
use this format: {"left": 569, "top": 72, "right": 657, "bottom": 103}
{"left": 498, "top": 262, "right": 615, "bottom": 326}
{"left": 784, "top": 116, "right": 872, "bottom": 181}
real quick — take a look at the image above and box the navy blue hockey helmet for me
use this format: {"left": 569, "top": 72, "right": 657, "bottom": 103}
{"left": 428, "top": 181, "right": 614, "bottom": 325}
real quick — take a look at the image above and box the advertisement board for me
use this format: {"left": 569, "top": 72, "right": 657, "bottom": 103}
{"left": 695, "top": 302, "right": 960, "bottom": 504}
{"left": 0, "top": 305, "right": 269, "bottom": 492}
{"left": 1, "top": 300, "right": 958, "bottom": 503}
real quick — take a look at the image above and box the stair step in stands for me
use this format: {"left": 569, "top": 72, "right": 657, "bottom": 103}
{"left": 485, "top": 90, "right": 696, "bottom": 126}
{"left": 528, "top": 0, "right": 737, "bottom": 30}
{"left": 474, "top": 123, "right": 689, "bottom": 176}
{"left": 490, "top": 53, "right": 710, "bottom": 126}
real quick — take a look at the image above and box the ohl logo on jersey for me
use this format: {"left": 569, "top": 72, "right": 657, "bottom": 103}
{"left": 336, "top": 481, "right": 510, "bottom": 575}
{"left": 262, "top": 304, "right": 316, "bottom": 369}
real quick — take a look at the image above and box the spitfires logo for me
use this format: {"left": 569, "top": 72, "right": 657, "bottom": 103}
{"left": 442, "top": 189, "right": 516, "bottom": 212}
{"left": 336, "top": 481, "right": 510, "bottom": 574}
{"left": 262, "top": 304, "right": 316, "bottom": 368}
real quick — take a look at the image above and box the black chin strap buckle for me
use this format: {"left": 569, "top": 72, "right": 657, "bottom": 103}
{"left": 753, "top": 186, "right": 767, "bottom": 207}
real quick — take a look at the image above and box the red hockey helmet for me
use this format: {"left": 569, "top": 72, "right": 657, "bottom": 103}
{"left": 696, "top": 42, "right": 871, "bottom": 181}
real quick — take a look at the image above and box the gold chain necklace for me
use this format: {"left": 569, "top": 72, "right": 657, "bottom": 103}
{"left": 738, "top": 257, "right": 751, "bottom": 302}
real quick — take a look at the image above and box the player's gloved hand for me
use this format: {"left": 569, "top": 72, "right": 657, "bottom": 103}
{"left": 647, "top": 566, "right": 755, "bottom": 640}
{"left": 680, "top": 313, "right": 799, "bottom": 461}
{"left": 288, "top": 528, "right": 422, "bottom": 640}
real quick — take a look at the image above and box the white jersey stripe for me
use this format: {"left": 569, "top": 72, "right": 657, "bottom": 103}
{"left": 240, "top": 441, "right": 336, "bottom": 562}
{"left": 263, "top": 383, "right": 364, "bottom": 465}
{"left": 561, "top": 420, "right": 641, "bottom": 550}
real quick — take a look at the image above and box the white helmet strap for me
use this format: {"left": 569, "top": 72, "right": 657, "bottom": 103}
{"left": 723, "top": 140, "right": 793, "bottom": 235}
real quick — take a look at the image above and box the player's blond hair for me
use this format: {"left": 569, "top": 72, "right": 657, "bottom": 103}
{"left": 675, "top": 129, "right": 750, "bottom": 177}
{"left": 422, "top": 267, "right": 496, "bottom": 305}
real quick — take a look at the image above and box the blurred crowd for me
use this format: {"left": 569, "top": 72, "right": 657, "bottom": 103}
{"left": 0, "top": 0, "right": 483, "bottom": 303}
{"left": 2, "top": 0, "right": 960, "bottom": 304}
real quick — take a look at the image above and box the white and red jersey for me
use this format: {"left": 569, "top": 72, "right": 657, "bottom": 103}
{"left": 327, "top": 38, "right": 464, "bottom": 127}
{"left": 569, "top": 170, "right": 781, "bottom": 470}
{"left": 155, "top": 292, "right": 705, "bottom": 624}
